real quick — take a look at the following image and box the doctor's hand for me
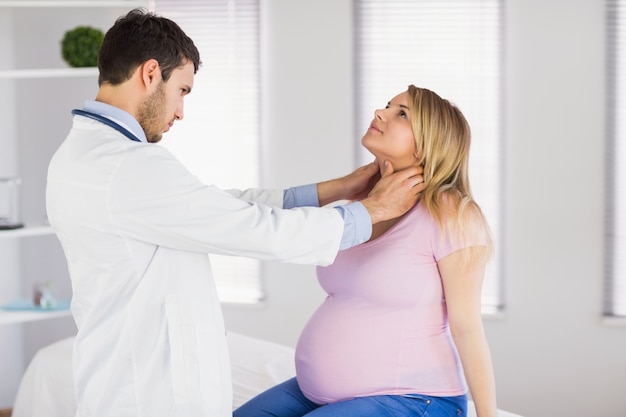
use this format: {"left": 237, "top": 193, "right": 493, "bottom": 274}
{"left": 360, "top": 160, "right": 424, "bottom": 224}
{"left": 342, "top": 160, "right": 382, "bottom": 201}
{"left": 316, "top": 161, "right": 380, "bottom": 207}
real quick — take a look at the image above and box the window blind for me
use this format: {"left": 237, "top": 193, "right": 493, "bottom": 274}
{"left": 155, "top": 0, "right": 263, "bottom": 304}
{"left": 355, "top": 0, "right": 504, "bottom": 313}
{"left": 606, "top": 0, "right": 626, "bottom": 317}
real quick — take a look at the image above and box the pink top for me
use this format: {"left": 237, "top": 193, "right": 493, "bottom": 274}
{"left": 295, "top": 202, "right": 481, "bottom": 404}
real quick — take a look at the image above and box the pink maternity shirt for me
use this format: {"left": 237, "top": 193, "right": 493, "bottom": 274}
{"left": 295, "top": 201, "right": 484, "bottom": 404}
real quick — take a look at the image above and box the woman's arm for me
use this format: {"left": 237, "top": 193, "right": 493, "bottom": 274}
{"left": 438, "top": 247, "right": 497, "bottom": 417}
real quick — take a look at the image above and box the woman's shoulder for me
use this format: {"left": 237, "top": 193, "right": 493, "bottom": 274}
{"left": 407, "top": 192, "right": 490, "bottom": 233}
{"left": 431, "top": 191, "right": 492, "bottom": 246}
{"left": 438, "top": 190, "right": 486, "bottom": 222}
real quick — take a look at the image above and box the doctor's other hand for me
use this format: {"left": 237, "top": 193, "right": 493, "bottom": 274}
{"left": 316, "top": 161, "right": 381, "bottom": 207}
{"left": 338, "top": 160, "right": 382, "bottom": 202}
{"left": 360, "top": 160, "right": 424, "bottom": 224}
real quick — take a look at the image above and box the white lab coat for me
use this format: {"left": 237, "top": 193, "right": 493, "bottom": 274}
{"left": 46, "top": 116, "right": 344, "bottom": 417}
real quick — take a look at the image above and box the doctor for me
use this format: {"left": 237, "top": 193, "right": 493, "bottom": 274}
{"left": 46, "top": 8, "right": 423, "bottom": 417}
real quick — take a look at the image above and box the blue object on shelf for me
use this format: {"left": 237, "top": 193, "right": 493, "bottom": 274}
{"left": 0, "top": 298, "right": 71, "bottom": 311}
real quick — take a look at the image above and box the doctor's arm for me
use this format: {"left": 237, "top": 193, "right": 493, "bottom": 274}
{"left": 438, "top": 247, "right": 498, "bottom": 417}
{"left": 317, "top": 160, "right": 424, "bottom": 224}
{"left": 286, "top": 161, "right": 423, "bottom": 250}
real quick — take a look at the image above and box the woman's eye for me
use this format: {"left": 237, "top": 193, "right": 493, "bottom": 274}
{"left": 399, "top": 110, "right": 407, "bottom": 118}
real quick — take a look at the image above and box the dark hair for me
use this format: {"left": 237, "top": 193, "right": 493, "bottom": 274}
{"left": 97, "top": 8, "right": 201, "bottom": 86}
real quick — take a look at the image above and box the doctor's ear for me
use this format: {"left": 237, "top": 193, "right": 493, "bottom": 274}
{"left": 141, "top": 59, "right": 162, "bottom": 87}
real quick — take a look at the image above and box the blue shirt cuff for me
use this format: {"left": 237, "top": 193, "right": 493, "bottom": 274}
{"left": 283, "top": 184, "right": 319, "bottom": 209}
{"left": 334, "top": 202, "right": 372, "bottom": 250}
{"left": 283, "top": 185, "right": 372, "bottom": 250}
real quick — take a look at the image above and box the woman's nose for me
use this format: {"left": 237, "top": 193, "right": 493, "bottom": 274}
{"left": 374, "top": 108, "right": 384, "bottom": 120}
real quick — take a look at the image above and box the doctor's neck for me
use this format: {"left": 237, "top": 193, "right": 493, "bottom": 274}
{"left": 95, "top": 79, "right": 145, "bottom": 121}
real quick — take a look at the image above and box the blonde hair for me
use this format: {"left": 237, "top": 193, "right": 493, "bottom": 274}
{"left": 407, "top": 85, "right": 494, "bottom": 265}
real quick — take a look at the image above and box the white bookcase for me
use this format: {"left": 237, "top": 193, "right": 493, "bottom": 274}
{"left": 0, "top": 0, "right": 149, "bottom": 408}
{"left": 0, "top": 225, "right": 70, "bottom": 325}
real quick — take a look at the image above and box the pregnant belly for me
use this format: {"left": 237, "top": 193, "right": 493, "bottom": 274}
{"left": 294, "top": 298, "right": 461, "bottom": 404}
{"left": 294, "top": 302, "right": 404, "bottom": 404}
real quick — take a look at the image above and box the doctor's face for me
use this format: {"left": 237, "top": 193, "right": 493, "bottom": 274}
{"left": 139, "top": 61, "right": 194, "bottom": 143}
{"left": 360, "top": 91, "right": 418, "bottom": 171}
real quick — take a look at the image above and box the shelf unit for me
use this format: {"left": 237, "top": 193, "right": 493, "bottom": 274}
{"left": 0, "top": 0, "right": 150, "bottom": 78}
{"left": 0, "top": 1, "right": 148, "bottom": 327}
{"left": 0, "top": 226, "right": 66, "bottom": 325}
{"left": 0, "top": 1, "right": 149, "bottom": 8}
{"left": 0, "top": 1, "right": 149, "bottom": 407}
{"left": 0, "top": 224, "right": 54, "bottom": 240}
{"left": 0, "top": 309, "right": 72, "bottom": 326}
{"left": 0, "top": 67, "right": 98, "bottom": 79}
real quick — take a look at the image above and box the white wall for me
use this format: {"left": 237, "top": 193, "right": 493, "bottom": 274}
{"left": 222, "top": 0, "right": 355, "bottom": 345}
{"left": 223, "top": 1, "right": 626, "bottom": 417}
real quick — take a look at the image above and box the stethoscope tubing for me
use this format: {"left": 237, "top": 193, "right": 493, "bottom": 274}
{"left": 71, "top": 109, "right": 142, "bottom": 143}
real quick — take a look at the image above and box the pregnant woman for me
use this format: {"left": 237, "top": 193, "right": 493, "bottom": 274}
{"left": 233, "top": 85, "right": 497, "bottom": 417}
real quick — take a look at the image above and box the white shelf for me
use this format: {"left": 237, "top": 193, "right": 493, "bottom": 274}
{"left": 0, "top": 309, "right": 71, "bottom": 325}
{"left": 0, "top": 67, "right": 98, "bottom": 79}
{"left": 0, "top": 1, "right": 148, "bottom": 7}
{"left": 0, "top": 224, "right": 54, "bottom": 239}
{"left": 1, "top": 223, "right": 66, "bottom": 327}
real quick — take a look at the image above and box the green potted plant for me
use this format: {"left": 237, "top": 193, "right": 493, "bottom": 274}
{"left": 60, "top": 26, "right": 104, "bottom": 68}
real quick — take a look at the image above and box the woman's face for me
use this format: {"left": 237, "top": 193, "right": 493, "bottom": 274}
{"left": 360, "top": 91, "right": 418, "bottom": 171}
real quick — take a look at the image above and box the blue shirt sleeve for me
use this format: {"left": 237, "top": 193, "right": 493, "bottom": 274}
{"left": 283, "top": 184, "right": 318, "bottom": 208}
{"left": 283, "top": 185, "right": 372, "bottom": 250}
{"left": 333, "top": 202, "right": 372, "bottom": 250}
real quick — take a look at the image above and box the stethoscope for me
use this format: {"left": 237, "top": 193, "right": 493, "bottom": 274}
{"left": 71, "top": 109, "right": 143, "bottom": 143}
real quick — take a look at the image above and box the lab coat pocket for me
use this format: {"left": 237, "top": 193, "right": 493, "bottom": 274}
{"left": 165, "top": 294, "right": 191, "bottom": 404}
{"left": 196, "top": 326, "right": 231, "bottom": 411}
